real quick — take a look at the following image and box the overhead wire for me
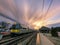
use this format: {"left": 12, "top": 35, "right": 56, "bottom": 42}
{"left": 43, "top": 0, "right": 53, "bottom": 20}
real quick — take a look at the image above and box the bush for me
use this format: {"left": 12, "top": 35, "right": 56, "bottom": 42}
{"left": 51, "top": 27, "right": 58, "bottom": 37}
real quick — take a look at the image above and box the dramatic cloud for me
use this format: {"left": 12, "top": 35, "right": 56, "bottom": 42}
{"left": 0, "top": 0, "right": 60, "bottom": 29}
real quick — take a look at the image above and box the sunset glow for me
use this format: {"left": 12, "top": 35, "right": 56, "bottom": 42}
{"left": 0, "top": 0, "right": 60, "bottom": 30}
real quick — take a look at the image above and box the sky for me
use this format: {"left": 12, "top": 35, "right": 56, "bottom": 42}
{"left": 0, "top": 0, "right": 60, "bottom": 29}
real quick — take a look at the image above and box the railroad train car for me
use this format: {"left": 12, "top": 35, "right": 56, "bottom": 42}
{"left": 0, "top": 22, "right": 10, "bottom": 35}
{"left": 10, "top": 23, "right": 34, "bottom": 36}
{"left": 0, "top": 25, "right": 10, "bottom": 40}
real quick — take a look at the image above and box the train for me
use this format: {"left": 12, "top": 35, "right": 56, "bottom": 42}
{"left": 0, "top": 22, "right": 10, "bottom": 40}
{"left": 10, "top": 23, "right": 35, "bottom": 36}
{"left": 0, "top": 21, "right": 35, "bottom": 38}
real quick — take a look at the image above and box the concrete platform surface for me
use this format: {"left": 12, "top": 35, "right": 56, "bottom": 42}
{"left": 40, "top": 33, "right": 54, "bottom": 45}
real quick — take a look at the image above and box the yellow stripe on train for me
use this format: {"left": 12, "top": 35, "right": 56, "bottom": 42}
{"left": 11, "top": 29, "right": 20, "bottom": 33}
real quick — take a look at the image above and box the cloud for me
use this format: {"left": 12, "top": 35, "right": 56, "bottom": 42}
{"left": 0, "top": 0, "right": 60, "bottom": 29}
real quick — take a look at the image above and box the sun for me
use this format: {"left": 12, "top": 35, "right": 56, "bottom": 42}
{"left": 34, "top": 26, "right": 40, "bottom": 30}
{"left": 32, "top": 21, "right": 44, "bottom": 30}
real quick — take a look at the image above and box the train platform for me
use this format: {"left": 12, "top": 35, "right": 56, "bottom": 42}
{"left": 0, "top": 34, "right": 3, "bottom": 40}
{"left": 39, "top": 33, "right": 54, "bottom": 45}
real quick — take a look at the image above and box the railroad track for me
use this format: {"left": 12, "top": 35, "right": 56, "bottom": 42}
{"left": 18, "top": 32, "right": 37, "bottom": 45}
{"left": 0, "top": 35, "right": 11, "bottom": 41}
{"left": 0, "top": 32, "right": 34, "bottom": 45}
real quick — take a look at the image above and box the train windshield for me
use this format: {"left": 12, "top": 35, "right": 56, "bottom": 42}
{"left": 10, "top": 24, "right": 22, "bottom": 29}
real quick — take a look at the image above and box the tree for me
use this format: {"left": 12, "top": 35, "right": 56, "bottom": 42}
{"left": 51, "top": 27, "right": 58, "bottom": 37}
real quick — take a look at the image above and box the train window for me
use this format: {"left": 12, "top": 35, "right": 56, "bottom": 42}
{"left": 10, "top": 24, "right": 22, "bottom": 29}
